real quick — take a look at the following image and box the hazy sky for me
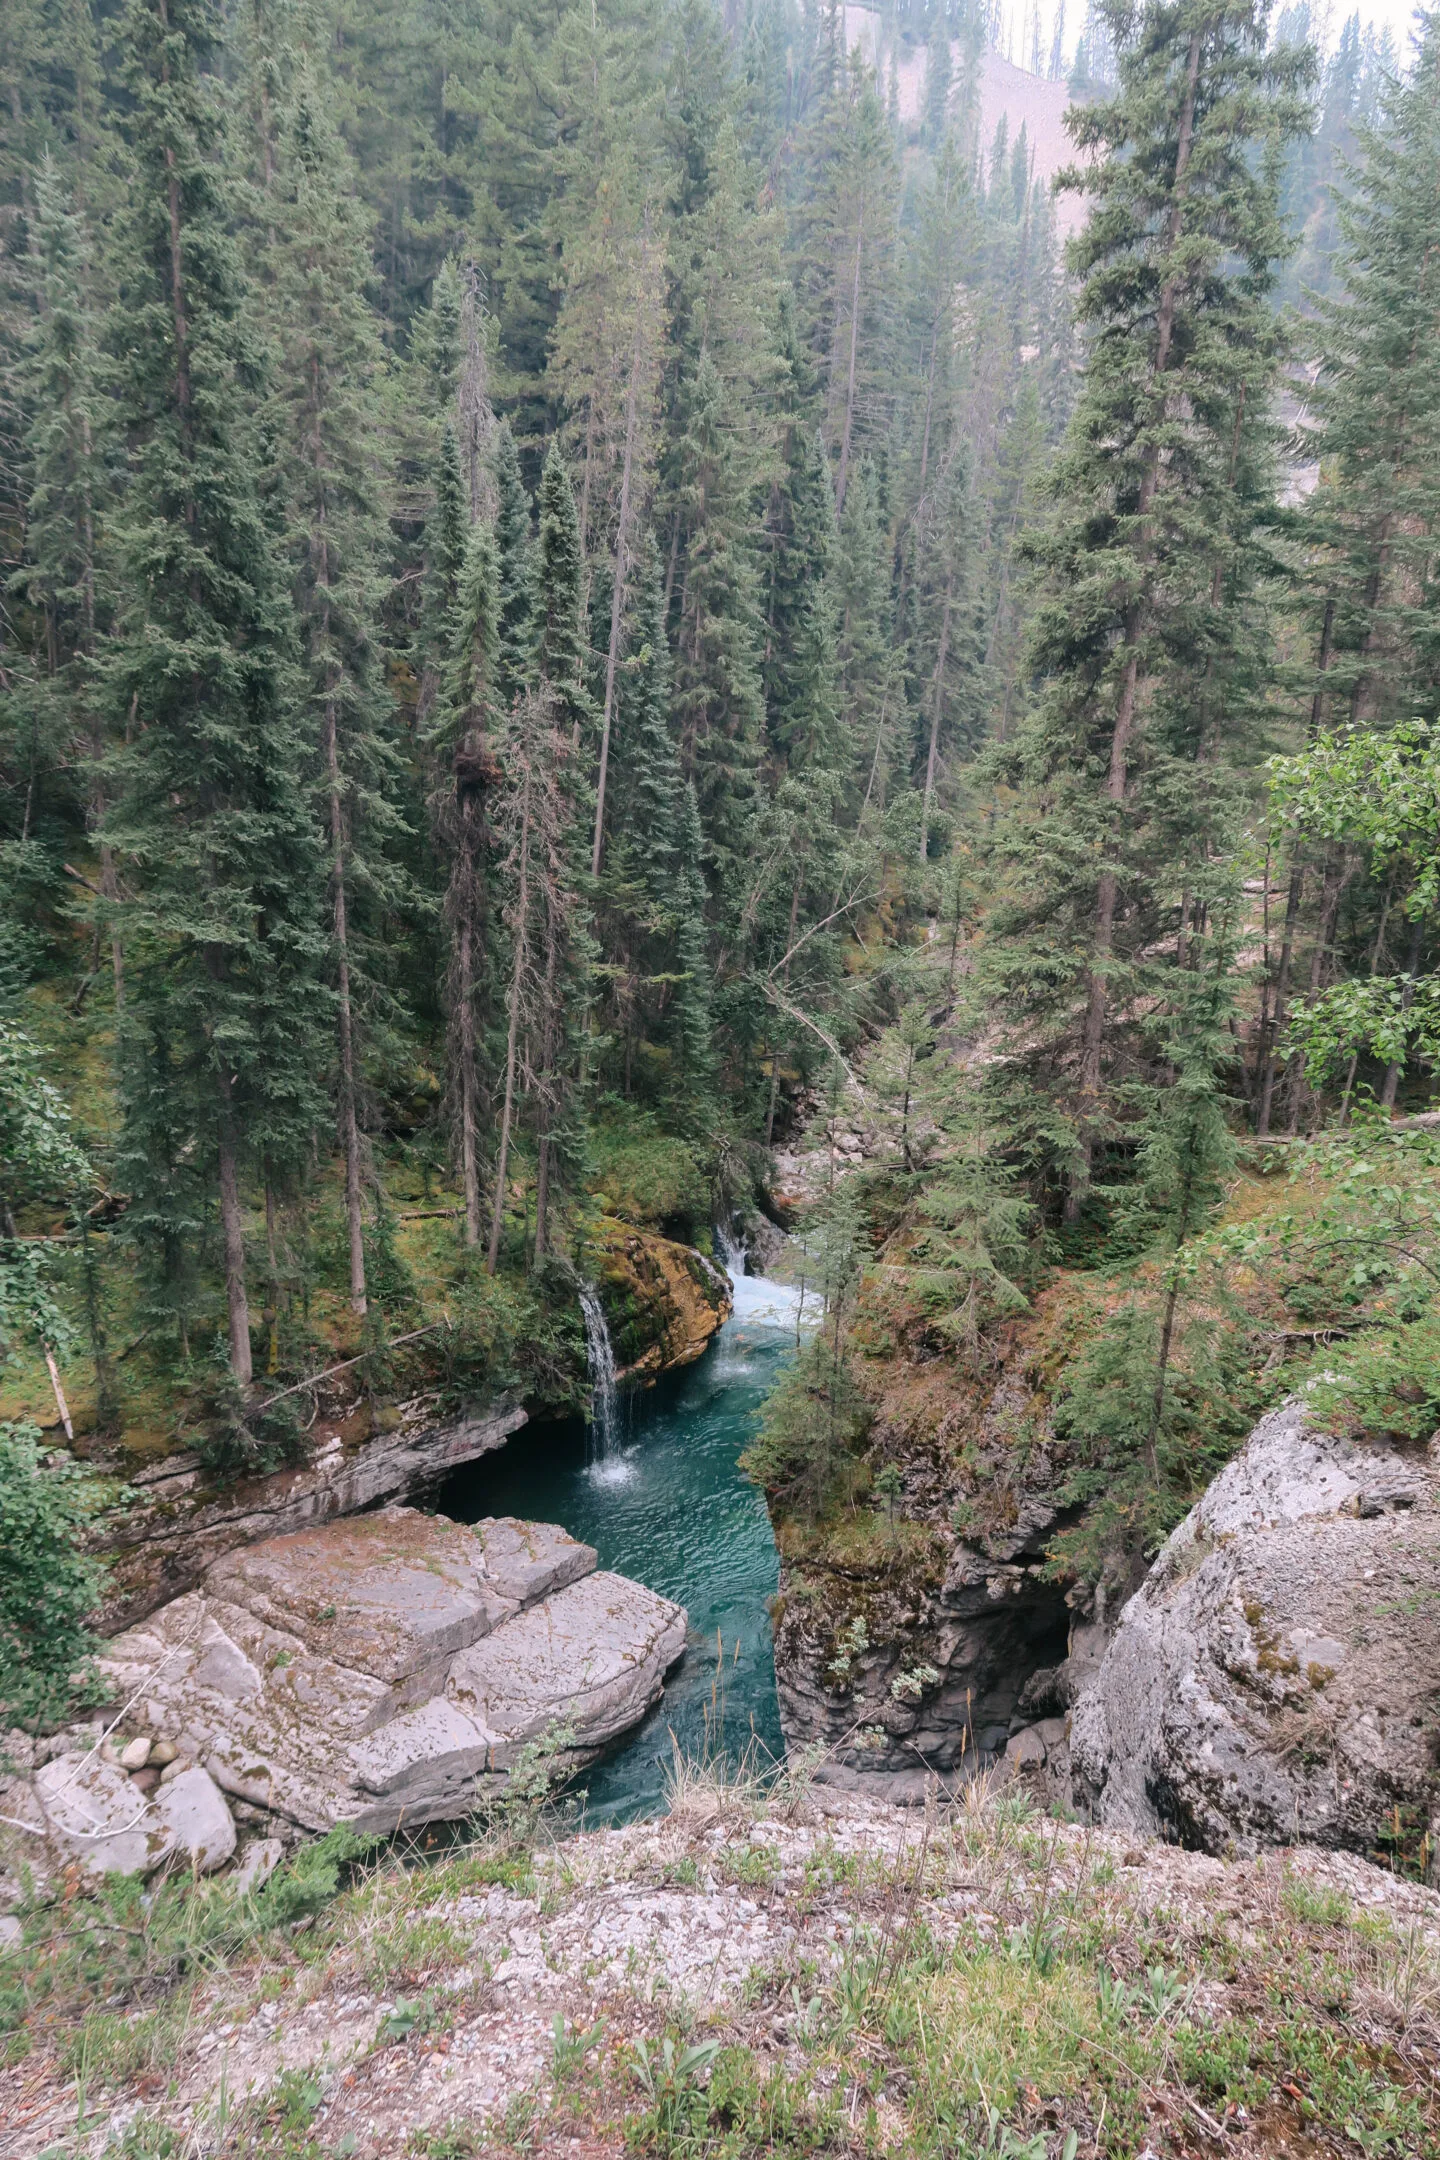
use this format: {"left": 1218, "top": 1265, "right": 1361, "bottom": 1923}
{"left": 993, "top": 0, "right": 1429, "bottom": 73}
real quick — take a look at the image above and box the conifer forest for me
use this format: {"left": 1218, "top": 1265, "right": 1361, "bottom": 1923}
{"left": 2, "top": 0, "right": 1440, "bottom": 1568}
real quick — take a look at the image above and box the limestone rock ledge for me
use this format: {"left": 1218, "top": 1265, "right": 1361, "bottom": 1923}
{"left": 1070, "top": 1397, "right": 1440, "bottom": 1856}
{"left": 98, "top": 1507, "right": 687, "bottom": 1836}
{"left": 101, "top": 1401, "right": 528, "bottom": 1630}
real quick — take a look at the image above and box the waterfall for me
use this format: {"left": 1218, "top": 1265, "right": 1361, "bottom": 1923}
{"left": 578, "top": 1284, "right": 620, "bottom": 1462}
{"left": 715, "top": 1218, "right": 814, "bottom": 1333}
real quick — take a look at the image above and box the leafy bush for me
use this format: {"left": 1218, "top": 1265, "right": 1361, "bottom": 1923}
{"left": 1302, "top": 1309, "right": 1440, "bottom": 1447}
{"left": 0, "top": 1418, "right": 109, "bottom": 1729}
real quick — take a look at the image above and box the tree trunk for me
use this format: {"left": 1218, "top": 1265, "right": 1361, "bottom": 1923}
{"left": 1256, "top": 867, "right": 1303, "bottom": 1135}
{"left": 592, "top": 316, "right": 645, "bottom": 879}
{"left": 456, "top": 882, "right": 483, "bottom": 1247}
{"left": 835, "top": 204, "right": 864, "bottom": 516}
{"left": 1380, "top": 914, "right": 1425, "bottom": 1112}
{"left": 488, "top": 760, "right": 534, "bottom": 1274}
{"left": 919, "top": 574, "right": 953, "bottom": 865}
{"left": 216, "top": 1067, "right": 252, "bottom": 1387}
{"left": 532, "top": 875, "right": 562, "bottom": 1265}
{"left": 324, "top": 675, "right": 367, "bottom": 1315}
{"left": 765, "top": 865, "right": 803, "bottom": 1145}
{"left": 1069, "top": 33, "right": 1203, "bottom": 1219}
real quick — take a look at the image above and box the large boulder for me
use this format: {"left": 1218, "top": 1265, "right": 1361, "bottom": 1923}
{"left": 1070, "top": 1398, "right": 1440, "bottom": 1856}
{"left": 99, "top": 1507, "right": 686, "bottom": 1835}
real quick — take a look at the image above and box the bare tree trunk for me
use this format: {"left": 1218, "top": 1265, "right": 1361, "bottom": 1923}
{"left": 1380, "top": 914, "right": 1425, "bottom": 1112}
{"left": 216, "top": 1067, "right": 252, "bottom": 1387}
{"left": 455, "top": 886, "right": 483, "bottom": 1247}
{"left": 918, "top": 573, "right": 952, "bottom": 866}
{"left": 489, "top": 760, "right": 534, "bottom": 1274}
{"left": 765, "top": 866, "right": 803, "bottom": 1145}
{"left": 1256, "top": 868, "right": 1303, "bottom": 1135}
{"left": 835, "top": 205, "right": 864, "bottom": 515}
{"left": 532, "top": 877, "right": 562, "bottom": 1264}
{"left": 324, "top": 661, "right": 367, "bottom": 1315}
{"left": 592, "top": 318, "right": 645, "bottom": 879}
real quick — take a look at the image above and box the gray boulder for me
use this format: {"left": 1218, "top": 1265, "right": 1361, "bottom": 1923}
{"left": 1070, "top": 1398, "right": 1440, "bottom": 1856}
{"left": 32, "top": 1754, "right": 176, "bottom": 1878}
{"left": 152, "top": 1765, "right": 237, "bottom": 1874}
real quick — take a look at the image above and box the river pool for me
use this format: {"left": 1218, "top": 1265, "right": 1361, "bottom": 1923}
{"left": 437, "top": 1291, "right": 803, "bottom": 1823}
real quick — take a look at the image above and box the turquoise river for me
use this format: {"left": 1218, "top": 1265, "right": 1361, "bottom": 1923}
{"left": 438, "top": 1272, "right": 806, "bottom": 1822}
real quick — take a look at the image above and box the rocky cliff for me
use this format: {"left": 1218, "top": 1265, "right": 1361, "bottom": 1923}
{"left": 1070, "top": 1397, "right": 1440, "bottom": 1861}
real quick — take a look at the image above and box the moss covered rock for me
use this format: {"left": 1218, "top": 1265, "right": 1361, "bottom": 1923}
{"left": 591, "top": 1221, "right": 731, "bottom": 1378}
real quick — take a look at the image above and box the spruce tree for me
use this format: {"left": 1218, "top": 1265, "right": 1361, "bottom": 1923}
{"left": 493, "top": 417, "right": 535, "bottom": 713}
{"left": 434, "top": 517, "right": 499, "bottom": 1249}
{"left": 670, "top": 347, "right": 765, "bottom": 874}
{"left": 7, "top": 155, "right": 118, "bottom": 1007}
{"left": 266, "top": 60, "right": 402, "bottom": 1321}
{"left": 1291, "top": 17, "right": 1440, "bottom": 741}
{"left": 991, "top": 0, "right": 1309, "bottom": 1212}
{"left": 536, "top": 440, "right": 589, "bottom": 743}
{"left": 668, "top": 779, "right": 716, "bottom": 1122}
{"left": 531, "top": 448, "right": 591, "bottom": 1252}
{"left": 106, "top": 0, "right": 325, "bottom": 1388}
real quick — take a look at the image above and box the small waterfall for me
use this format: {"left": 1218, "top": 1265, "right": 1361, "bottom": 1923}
{"left": 715, "top": 1217, "right": 814, "bottom": 1334}
{"left": 578, "top": 1284, "right": 620, "bottom": 1463}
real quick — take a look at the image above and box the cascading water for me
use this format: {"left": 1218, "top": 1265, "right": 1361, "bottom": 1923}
{"left": 715, "top": 1220, "right": 813, "bottom": 1333}
{"left": 578, "top": 1283, "right": 622, "bottom": 1469}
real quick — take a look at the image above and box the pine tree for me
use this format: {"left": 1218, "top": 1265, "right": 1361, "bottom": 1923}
{"left": 7, "top": 155, "right": 119, "bottom": 1008}
{"left": 106, "top": 0, "right": 326, "bottom": 1388}
{"left": 670, "top": 346, "right": 765, "bottom": 872}
{"left": 531, "top": 447, "right": 591, "bottom": 1253}
{"left": 493, "top": 416, "right": 535, "bottom": 712}
{"left": 266, "top": 59, "right": 403, "bottom": 1321}
{"left": 434, "top": 517, "right": 500, "bottom": 1249}
{"left": 668, "top": 779, "right": 716, "bottom": 1121}
{"left": 1291, "top": 17, "right": 1440, "bottom": 742}
{"left": 992, "top": 0, "right": 1310, "bottom": 1212}
{"left": 536, "top": 440, "right": 589, "bottom": 743}
{"left": 762, "top": 289, "right": 840, "bottom": 774}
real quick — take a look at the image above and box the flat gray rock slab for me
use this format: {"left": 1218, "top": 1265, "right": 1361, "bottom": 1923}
{"left": 97, "top": 1511, "right": 684, "bottom": 1838}
{"left": 447, "top": 1570, "right": 686, "bottom": 1753}
{"left": 206, "top": 1507, "right": 497, "bottom": 1683}
{"left": 472, "top": 1517, "right": 597, "bottom": 1607}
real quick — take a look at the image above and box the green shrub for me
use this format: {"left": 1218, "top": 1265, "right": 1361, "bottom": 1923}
{"left": 0, "top": 1418, "right": 109, "bottom": 1730}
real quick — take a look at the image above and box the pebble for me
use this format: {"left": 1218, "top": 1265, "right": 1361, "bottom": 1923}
{"left": 119, "top": 1735, "right": 152, "bottom": 1771}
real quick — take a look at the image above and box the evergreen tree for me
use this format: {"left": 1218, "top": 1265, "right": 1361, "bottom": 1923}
{"left": 493, "top": 416, "right": 535, "bottom": 712}
{"left": 1291, "top": 17, "right": 1440, "bottom": 742}
{"left": 434, "top": 516, "right": 500, "bottom": 1249}
{"left": 6, "top": 154, "right": 117, "bottom": 1008}
{"left": 536, "top": 439, "right": 590, "bottom": 742}
{"left": 668, "top": 779, "right": 716, "bottom": 1120}
{"left": 266, "top": 60, "right": 403, "bottom": 1322}
{"left": 762, "top": 289, "right": 840, "bottom": 773}
{"left": 990, "top": 0, "right": 1309, "bottom": 1213}
{"left": 106, "top": 0, "right": 326, "bottom": 1388}
{"left": 670, "top": 347, "right": 765, "bottom": 871}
